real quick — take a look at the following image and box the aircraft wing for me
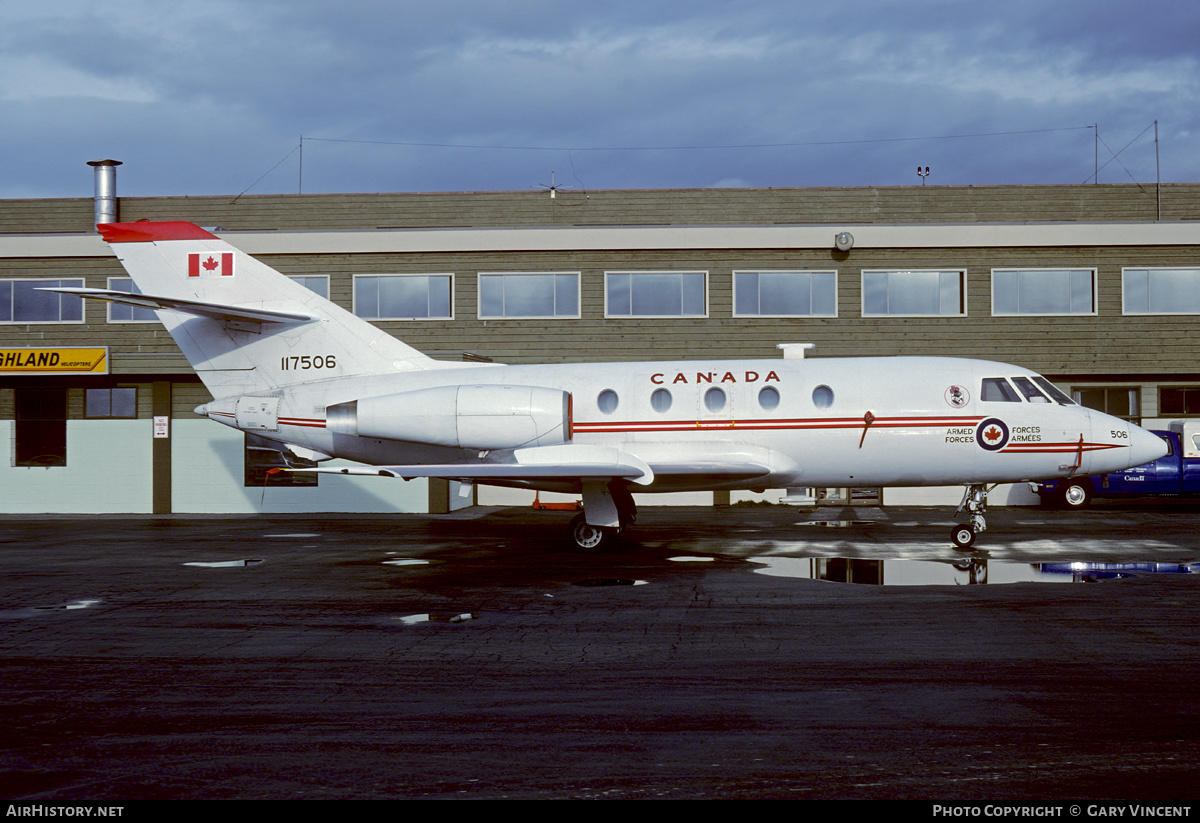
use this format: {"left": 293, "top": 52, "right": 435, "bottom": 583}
{"left": 294, "top": 444, "right": 785, "bottom": 488}
{"left": 37, "top": 287, "right": 313, "bottom": 325}
{"left": 296, "top": 444, "right": 656, "bottom": 485}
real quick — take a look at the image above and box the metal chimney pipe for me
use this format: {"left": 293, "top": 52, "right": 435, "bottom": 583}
{"left": 87, "top": 159, "right": 122, "bottom": 226}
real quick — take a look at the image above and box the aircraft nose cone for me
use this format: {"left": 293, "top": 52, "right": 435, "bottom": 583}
{"left": 1128, "top": 423, "right": 1169, "bottom": 467}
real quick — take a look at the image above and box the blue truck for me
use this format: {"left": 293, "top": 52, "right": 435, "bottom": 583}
{"left": 1034, "top": 422, "right": 1200, "bottom": 508}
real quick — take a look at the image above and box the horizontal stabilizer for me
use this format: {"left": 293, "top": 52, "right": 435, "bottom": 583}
{"left": 37, "top": 287, "right": 313, "bottom": 325}
{"left": 293, "top": 444, "right": 655, "bottom": 485}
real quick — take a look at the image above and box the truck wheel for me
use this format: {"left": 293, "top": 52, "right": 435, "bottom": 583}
{"left": 1059, "top": 479, "right": 1092, "bottom": 509}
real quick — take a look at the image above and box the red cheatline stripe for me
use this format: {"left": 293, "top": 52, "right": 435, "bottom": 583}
{"left": 572, "top": 415, "right": 982, "bottom": 434}
{"left": 1002, "top": 442, "right": 1121, "bottom": 453}
{"left": 279, "top": 417, "right": 327, "bottom": 428}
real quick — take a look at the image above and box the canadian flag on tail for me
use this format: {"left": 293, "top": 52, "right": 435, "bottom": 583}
{"left": 187, "top": 252, "right": 234, "bottom": 277}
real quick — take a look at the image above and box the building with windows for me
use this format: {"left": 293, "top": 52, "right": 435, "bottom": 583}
{"left": 1, "top": 179, "right": 1197, "bottom": 513}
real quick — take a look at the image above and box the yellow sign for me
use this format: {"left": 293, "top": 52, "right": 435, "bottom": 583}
{"left": 0, "top": 347, "right": 108, "bottom": 374}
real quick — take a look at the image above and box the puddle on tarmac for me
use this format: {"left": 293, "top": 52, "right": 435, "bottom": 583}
{"left": 396, "top": 612, "right": 475, "bottom": 625}
{"left": 34, "top": 599, "right": 101, "bottom": 611}
{"left": 574, "top": 578, "right": 648, "bottom": 587}
{"left": 752, "top": 558, "right": 1200, "bottom": 585}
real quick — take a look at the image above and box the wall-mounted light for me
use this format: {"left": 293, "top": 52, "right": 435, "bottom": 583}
{"left": 834, "top": 231, "right": 854, "bottom": 252}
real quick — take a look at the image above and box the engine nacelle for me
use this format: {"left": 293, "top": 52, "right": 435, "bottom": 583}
{"left": 326, "top": 384, "right": 571, "bottom": 450}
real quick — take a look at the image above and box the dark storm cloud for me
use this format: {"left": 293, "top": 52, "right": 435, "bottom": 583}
{"left": 1, "top": 0, "right": 1196, "bottom": 199}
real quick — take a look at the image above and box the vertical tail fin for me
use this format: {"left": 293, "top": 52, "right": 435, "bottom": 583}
{"left": 100, "top": 221, "right": 438, "bottom": 397}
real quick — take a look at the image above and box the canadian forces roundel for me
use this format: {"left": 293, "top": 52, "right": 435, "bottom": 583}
{"left": 976, "top": 418, "right": 1010, "bottom": 451}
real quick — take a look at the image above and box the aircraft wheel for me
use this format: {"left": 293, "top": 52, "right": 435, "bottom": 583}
{"left": 950, "top": 524, "right": 976, "bottom": 549}
{"left": 1058, "top": 479, "right": 1092, "bottom": 510}
{"left": 570, "top": 513, "right": 614, "bottom": 552}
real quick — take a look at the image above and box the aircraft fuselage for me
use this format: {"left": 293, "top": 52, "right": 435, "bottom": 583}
{"left": 200, "top": 355, "right": 1164, "bottom": 493}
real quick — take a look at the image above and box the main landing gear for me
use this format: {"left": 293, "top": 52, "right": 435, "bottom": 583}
{"left": 951, "top": 483, "right": 994, "bottom": 549}
{"left": 568, "top": 481, "right": 637, "bottom": 551}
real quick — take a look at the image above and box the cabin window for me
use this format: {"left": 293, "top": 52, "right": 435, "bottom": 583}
{"left": 605, "top": 272, "right": 706, "bottom": 318}
{"left": 981, "top": 378, "right": 1021, "bottom": 402}
{"left": 733, "top": 271, "right": 836, "bottom": 317}
{"left": 478, "top": 273, "right": 580, "bottom": 319}
{"left": 0, "top": 279, "right": 84, "bottom": 323}
{"left": 861, "top": 270, "right": 964, "bottom": 317}
{"left": 1012, "top": 376, "right": 1050, "bottom": 403}
{"left": 354, "top": 274, "right": 452, "bottom": 320}
{"left": 106, "top": 278, "right": 158, "bottom": 322}
{"left": 1123, "top": 268, "right": 1200, "bottom": 314}
{"left": 650, "top": 388, "right": 672, "bottom": 413}
{"left": 597, "top": 389, "right": 619, "bottom": 414}
{"left": 812, "top": 385, "right": 834, "bottom": 409}
{"left": 758, "top": 386, "right": 780, "bottom": 410}
{"left": 704, "top": 387, "right": 726, "bottom": 413}
{"left": 992, "top": 269, "right": 1095, "bottom": 315}
{"left": 1032, "top": 376, "right": 1075, "bottom": 405}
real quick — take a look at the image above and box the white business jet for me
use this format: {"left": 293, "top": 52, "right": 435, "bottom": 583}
{"left": 50, "top": 221, "right": 1166, "bottom": 549}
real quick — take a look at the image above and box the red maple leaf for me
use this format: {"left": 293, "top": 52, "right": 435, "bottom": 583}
{"left": 202, "top": 256, "right": 219, "bottom": 271}
{"left": 984, "top": 426, "right": 1002, "bottom": 442}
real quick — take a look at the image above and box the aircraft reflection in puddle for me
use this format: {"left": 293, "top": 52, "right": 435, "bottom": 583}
{"left": 752, "top": 558, "right": 1200, "bottom": 586}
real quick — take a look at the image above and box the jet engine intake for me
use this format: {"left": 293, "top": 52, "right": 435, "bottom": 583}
{"left": 326, "top": 384, "right": 571, "bottom": 450}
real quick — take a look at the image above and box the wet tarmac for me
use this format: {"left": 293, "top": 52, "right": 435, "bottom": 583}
{"left": 2, "top": 504, "right": 1199, "bottom": 800}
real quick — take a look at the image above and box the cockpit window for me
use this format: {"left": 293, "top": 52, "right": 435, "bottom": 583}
{"left": 981, "top": 377, "right": 1021, "bottom": 402}
{"left": 1012, "top": 376, "right": 1050, "bottom": 403}
{"left": 1032, "top": 375, "right": 1075, "bottom": 405}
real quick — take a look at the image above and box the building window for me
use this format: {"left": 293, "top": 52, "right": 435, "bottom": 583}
{"left": 1123, "top": 268, "right": 1200, "bottom": 314}
{"left": 0, "top": 279, "right": 84, "bottom": 323}
{"left": 862, "top": 270, "right": 965, "bottom": 316}
{"left": 1159, "top": 387, "right": 1200, "bottom": 417}
{"left": 85, "top": 387, "right": 137, "bottom": 418}
{"left": 1075, "top": 387, "right": 1140, "bottom": 423}
{"left": 354, "top": 275, "right": 452, "bottom": 319}
{"left": 605, "top": 272, "right": 706, "bottom": 317}
{"left": 107, "top": 278, "right": 157, "bottom": 322}
{"left": 288, "top": 275, "right": 329, "bottom": 299}
{"left": 478, "top": 273, "right": 579, "bottom": 318}
{"left": 992, "top": 269, "right": 1095, "bottom": 315}
{"left": 733, "top": 271, "right": 836, "bottom": 317}
{"left": 244, "top": 433, "right": 317, "bottom": 487}
{"left": 14, "top": 387, "right": 67, "bottom": 467}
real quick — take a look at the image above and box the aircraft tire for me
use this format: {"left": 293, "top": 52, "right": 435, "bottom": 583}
{"left": 950, "top": 524, "right": 976, "bottom": 549}
{"left": 570, "top": 513, "right": 613, "bottom": 552}
{"left": 1058, "top": 479, "right": 1092, "bottom": 510}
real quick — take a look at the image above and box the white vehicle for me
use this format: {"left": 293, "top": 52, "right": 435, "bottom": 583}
{"left": 50, "top": 221, "right": 1167, "bottom": 549}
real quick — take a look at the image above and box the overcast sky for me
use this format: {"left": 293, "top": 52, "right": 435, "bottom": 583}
{"left": 3, "top": 0, "right": 1197, "bottom": 200}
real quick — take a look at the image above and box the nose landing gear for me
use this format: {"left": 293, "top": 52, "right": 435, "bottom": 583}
{"left": 952, "top": 483, "right": 994, "bottom": 549}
